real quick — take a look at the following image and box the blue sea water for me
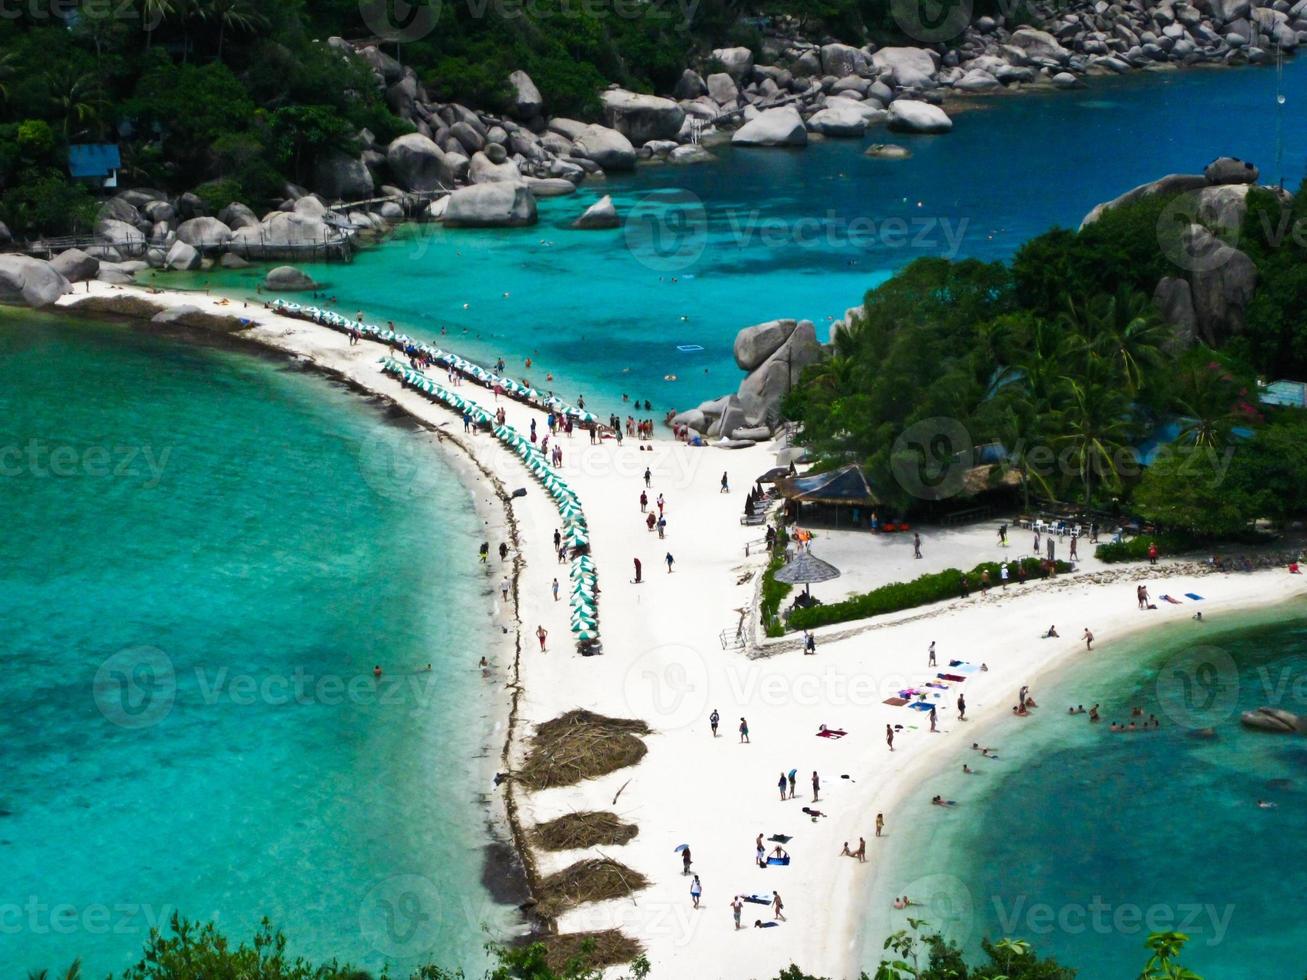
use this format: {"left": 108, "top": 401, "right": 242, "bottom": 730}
{"left": 7, "top": 55, "right": 1307, "bottom": 979}
{"left": 190, "top": 58, "right": 1307, "bottom": 416}
{"left": 0, "top": 315, "right": 515, "bottom": 977}
{"left": 866, "top": 609, "right": 1307, "bottom": 978}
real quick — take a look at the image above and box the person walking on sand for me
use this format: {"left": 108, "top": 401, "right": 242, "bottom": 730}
{"left": 777, "top": 773, "right": 787, "bottom": 801}
{"left": 913, "top": 532, "right": 922, "bottom": 559}
{"left": 1000, "top": 561, "right": 1009, "bottom": 587}
{"left": 886, "top": 724, "right": 894, "bottom": 751}
{"left": 1070, "top": 535, "right": 1078, "bottom": 561}
{"left": 958, "top": 693, "right": 967, "bottom": 721}
{"left": 721, "top": 471, "right": 730, "bottom": 493}
{"left": 811, "top": 770, "right": 820, "bottom": 801}
{"left": 739, "top": 717, "right": 750, "bottom": 743}
{"left": 772, "top": 891, "right": 785, "bottom": 921}
{"left": 551, "top": 578, "right": 560, "bottom": 603}
{"left": 787, "top": 768, "right": 797, "bottom": 799}
{"left": 875, "top": 813, "right": 884, "bottom": 838}
{"left": 682, "top": 846, "right": 692, "bottom": 875}
{"left": 929, "top": 706, "right": 938, "bottom": 732}
{"left": 804, "top": 630, "right": 815, "bottom": 655}
{"left": 499, "top": 542, "right": 509, "bottom": 562}
{"left": 980, "top": 568, "right": 991, "bottom": 592}
{"left": 633, "top": 558, "right": 642, "bottom": 583}
{"left": 657, "top": 493, "right": 665, "bottom": 516}
{"left": 928, "top": 640, "right": 936, "bottom": 667}
{"left": 1148, "top": 541, "right": 1159, "bottom": 565}
{"left": 709, "top": 708, "right": 720, "bottom": 737}
{"left": 639, "top": 490, "right": 648, "bottom": 512}
{"left": 732, "top": 895, "right": 743, "bottom": 929}
{"left": 855, "top": 837, "right": 866, "bottom": 863}
{"left": 644, "top": 466, "right": 652, "bottom": 488}
{"left": 690, "top": 874, "right": 702, "bottom": 908}
{"left": 500, "top": 577, "right": 510, "bottom": 601}
{"left": 553, "top": 528, "right": 561, "bottom": 551}
{"left": 1082, "top": 627, "right": 1094, "bottom": 651}
{"left": 666, "top": 552, "right": 675, "bottom": 573}
{"left": 998, "top": 523, "right": 1008, "bottom": 546}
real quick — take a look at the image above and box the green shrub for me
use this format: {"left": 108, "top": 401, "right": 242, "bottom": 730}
{"left": 759, "top": 529, "right": 792, "bottom": 638}
{"left": 1094, "top": 531, "right": 1198, "bottom": 563}
{"left": 787, "top": 556, "right": 1069, "bottom": 631}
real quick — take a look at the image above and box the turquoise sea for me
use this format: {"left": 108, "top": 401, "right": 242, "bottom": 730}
{"left": 866, "top": 609, "right": 1307, "bottom": 978}
{"left": 186, "top": 59, "right": 1307, "bottom": 417}
{"left": 6, "top": 55, "right": 1307, "bottom": 979}
{"left": 0, "top": 315, "right": 516, "bottom": 977}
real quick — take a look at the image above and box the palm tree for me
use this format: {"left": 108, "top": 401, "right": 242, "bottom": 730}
{"left": 1172, "top": 361, "right": 1258, "bottom": 448}
{"left": 1060, "top": 289, "right": 1168, "bottom": 395}
{"left": 208, "top": 0, "right": 266, "bottom": 60}
{"left": 1055, "top": 374, "right": 1137, "bottom": 508}
{"left": 138, "top": 0, "right": 175, "bottom": 46}
{"left": 27, "top": 961, "right": 81, "bottom": 980}
{"left": 45, "top": 69, "right": 108, "bottom": 140}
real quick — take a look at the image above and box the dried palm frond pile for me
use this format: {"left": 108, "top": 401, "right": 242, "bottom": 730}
{"left": 532, "top": 811, "right": 639, "bottom": 851}
{"left": 537, "top": 929, "right": 642, "bottom": 973}
{"left": 534, "top": 858, "right": 649, "bottom": 917}
{"left": 517, "top": 710, "right": 650, "bottom": 790}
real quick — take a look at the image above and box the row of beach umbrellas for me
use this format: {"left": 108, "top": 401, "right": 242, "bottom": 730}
{"left": 271, "top": 300, "right": 598, "bottom": 425}
{"left": 378, "top": 357, "right": 599, "bottom": 644}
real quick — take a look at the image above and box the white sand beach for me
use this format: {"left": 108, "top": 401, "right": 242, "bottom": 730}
{"left": 55, "top": 282, "right": 1307, "bottom": 978}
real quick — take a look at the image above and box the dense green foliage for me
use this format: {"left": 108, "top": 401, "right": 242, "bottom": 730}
{"left": 1093, "top": 529, "right": 1199, "bottom": 563}
{"left": 35, "top": 916, "right": 1210, "bottom": 979}
{"left": 760, "top": 527, "right": 794, "bottom": 637}
{"left": 787, "top": 556, "right": 1068, "bottom": 630}
{"left": 786, "top": 184, "right": 1307, "bottom": 533}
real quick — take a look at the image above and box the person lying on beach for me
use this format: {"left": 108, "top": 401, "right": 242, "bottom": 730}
{"left": 1042, "top": 625, "right": 1059, "bottom": 638}
{"left": 930, "top": 795, "right": 957, "bottom": 807}
{"left": 801, "top": 806, "right": 827, "bottom": 820}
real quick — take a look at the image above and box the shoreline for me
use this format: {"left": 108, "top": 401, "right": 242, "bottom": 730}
{"left": 43, "top": 281, "right": 1307, "bottom": 979}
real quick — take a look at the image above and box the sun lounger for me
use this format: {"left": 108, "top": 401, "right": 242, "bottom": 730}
{"left": 766, "top": 856, "right": 790, "bottom": 866}
{"left": 743, "top": 894, "right": 771, "bottom": 905}
{"left": 1185, "top": 593, "right": 1204, "bottom": 601}
{"left": 937, "top": 673, "right": 966, "bottom": 682}
{"left": 883, "top": 697, "right": 909, "bottom": 707}
{"left": 816, "top": 728, "right": 847, "bottom": 739}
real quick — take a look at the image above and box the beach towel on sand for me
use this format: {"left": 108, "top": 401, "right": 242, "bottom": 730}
{"left": 1159, "top": 595, "right": 1182, "bottom": 604}
{"left": 768, "top": 834, "right": 792, "bottom": 844}
{"left": 1186, "top": 593, "right": 1204, "bottom": 601}
{"left": 909, "top": 701, "right": 935, "bottom": 712}
{"left": 938, "top": 673, "right": 966, "bottom": 682}
{"left": 767, "top": 856, "right": 790, "bottom": 866}
{"left": 883, "top": 697, "right": 909, "bottom": 706}
{"left": 925, "top": 682, "right": 949, "bottom": 690}
{"left": 817, "top": 728, "right": 848, "bottom": 739}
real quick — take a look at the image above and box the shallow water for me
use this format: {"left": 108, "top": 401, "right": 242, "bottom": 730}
{"left": 189, "top": 58, "right": 1307, "bottom": 417}
{"left": 0, "top": 315, "right": 515, "bottom": 977}
{"left": 868, "top": 608, "right": 1307, "bottom": 978}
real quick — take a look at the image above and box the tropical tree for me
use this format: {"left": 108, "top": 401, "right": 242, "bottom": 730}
{"left": 1170, "top": 357, "right": 1260, "bottom": 448}
{"left": 208, "top": 0, "right": 266, "bottom": 60}
{"left": 44, "top": 68, "right": 108, "bottom": 139}
{"left": 1139, "top": 931, "right": 1203, "bottom": 980}
{"left": 137, "top": 0, "right": 176, "bottom": 47}
{"left": 1055, "top": 371, "right": 1138, "bottom": 507}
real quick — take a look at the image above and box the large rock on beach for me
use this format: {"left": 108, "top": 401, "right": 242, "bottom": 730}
{"left": 601, "top": 89, "right": 686, "bottom": 145}
{"left": 1205, "top": 156, "right": 1260, "bottom": 184}
{"left": 1154, "top": 277, "right": 1198, "bottom": 346}
{"left": 508, "top": 70, "right": 543, "bottom": 119}
{"left": 1008, "top": 27, "right": 1072, "bottom": 64}
{"left": 1186, "top": 226, "right": 1257, "bottom": 344}
{"left": 1080, "top": 173, "right": 1210, "bottom": 226}
{"left": 805, "top": 101, "right": 883, "bottom": 136}
{"left": 871, "top": 47, "right": 938, "bottom": 88}
{"left": 50, "top": 248, "right": 100, "bottom": 283}
{"left": 734, "top": 319, "right": 799, "bottom": 370}
{"left": 314, "top": 151, "right": 375, "bottom": 199}
{"left": 710, "top": 46, "right": 754, "bottom": 80}
{"left": 175, "top": 216, "right": 233, "bottom": 250}
{"left": 218, "top": 202, "right": 259, "bottom": 231}
{"left": 229, "top": 212, "right": 338, "bottom": 257}
{"left": 386, "top": 133, "right": 454, "bottom": 192}
{"left": 887, "top": 100, "right": 953, "bottom": 134}
{"left": 732, "top": 106, "right": 807, "bottom": 146}
{"left": 820, "top": 42, "right": 870, "bottom": 76}
{"left": 571, "top": 124, "right": 638, "bottom": 171}
{"left": 0, "top": 255, "right": 71, "bottom": 307}
{"left": 263, "top": 265, "right": 318, "bottom": 291}
{"left": 441, "top": 183, "right": 538, "bottom": 227}
{"left": 572, "top": 195, "right": 620, "bottom": 229}
{"left": 165, "top": 240, "right": 201, "bottom": 270}
{"left": 468, "top": 151, "right": 523, "bottom": 184}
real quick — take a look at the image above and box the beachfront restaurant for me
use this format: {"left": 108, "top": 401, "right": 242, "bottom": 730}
{"left": 777, "top": 464, "right": 878, "bottom": 528}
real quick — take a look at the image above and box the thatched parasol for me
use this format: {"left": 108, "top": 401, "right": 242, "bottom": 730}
{"left": 773, "top": 550, "right": 841, "bottom": 597}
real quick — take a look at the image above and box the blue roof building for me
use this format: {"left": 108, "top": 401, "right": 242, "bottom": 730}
{"left": 68, "top": 144, "right": 121, "bottom": 188}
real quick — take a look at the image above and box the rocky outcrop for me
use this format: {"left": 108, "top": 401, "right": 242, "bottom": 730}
{"left": 1241, "top": 706, "right": 1307, "bottom": 733}
{"left": 572, "top": 195, "right": 619, "bottom": 229}
{"left": 710, "top": 46, "right": 754, "bottom": 80}
{"left": 386, "top": 133, "right": 454, "bottom": 192}
{"left": 218, "top": 202, "right": 259, "bottom": 231}
{"left": 229, "top": 211, "right": 340, "bottom": 257}
{"left": 314, "top": 151, "right": 375, "bottom": 200}
{"left": 865, "top": 143, "right": 911, "bottom": 159}
{"left": 571, "top": 124, "right": 637, "bottom": 171}
{"left": 805, "top": 101, "right": 883, "bottom": 137}
{"left": 871, "top": 47, "right": 938, "bottom": 88}
{"left": 263, "top": 265, "right": 318, "bottom": 291}
{"left": 1205, "top": 156, "right": 1259, "bottom": 185}
{"left": 887, "top": 101, "right": 952, "bottom": 134}
{"left": 50, "top": 248, "right": 100, "bottom": 283}
{"left": 732, "top": 106, "right": 807, "bottom": 147}
{"left": 441, "top": 183, "right": 538, "bottom": 227}
{"left": 0, "top": 256, "right": 71, "bottom": 307}
{"left": 669, "top": 144, "right": 715, "bottom": 165}
{"left": 164, "top": 240, "right": 201, "bottom": 271}
{"left": 1186, "top": 225, "right": 1257, "bottom": 345}
{"left": 1080, "top": 173, "right": 1210, "bottom": 227}
{"left": 175, "top": 216, "right": 233, "bottom": 250}
{"left": 734, "top": 319, "right": 799, "bottom": 370}
{"left": 1153, "top": 277, "right": 1198, "bottom": 346}
{"left": 507, "top": 70, "right": 543, "bottom": 120}
{"left": 468, "top": 151, "right": 523, "bottom": 184}
{"left": 601, "top": 89, "right": 686, "bottom": 145}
